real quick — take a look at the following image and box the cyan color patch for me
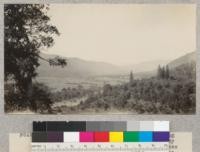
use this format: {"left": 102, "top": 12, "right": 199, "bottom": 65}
{"left": 139, "top": 132, "right": 153, "bottom": 142}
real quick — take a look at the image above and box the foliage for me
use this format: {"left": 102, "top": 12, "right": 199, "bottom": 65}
{"left": 4, "top": 4, "right": 66, "bottom": 111}
{"left": 4, "top": 4, "right": 59, "bottom": 86}
{"left": 5, "top": 82, "right": 53, "bottom": 113}
{"left": 75, "top": 62, "right": 196, "bottom": 114}
{"left": 51, "top": 85, "right": 89, "bottom": 102}
{"left": 157, "top": 65, "right": 170, "bottom": 79}
{"left": 129, "top": 71, "right": 134, "bottom": 84}
{"left": 30, "top": 83, "right": 53, "bottom": 112}
{"left": 48, "top": 62, "right": 195, "bottom": 114}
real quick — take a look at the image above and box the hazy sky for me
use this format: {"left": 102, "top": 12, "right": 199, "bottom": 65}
{"left": 43, "top": 4, "right": 196, "bottom": 65}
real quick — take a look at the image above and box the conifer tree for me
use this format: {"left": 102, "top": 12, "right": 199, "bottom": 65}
{"left": 165, "top": 65, "right": 170, "bottom": 79}
{"left": 130, "top": 71, "right": 134, "bottom": 84}
{"left": 157, "top": 65, "right": 162, "bottom": 79}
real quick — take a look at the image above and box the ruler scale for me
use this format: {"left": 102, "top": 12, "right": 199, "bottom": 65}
{"left": 31, "top": 142, "right": 169, "bottom": 152}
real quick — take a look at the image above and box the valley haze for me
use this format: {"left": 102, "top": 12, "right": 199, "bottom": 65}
{"left": 36, "top": 51, "right": 195, "bottom": 90}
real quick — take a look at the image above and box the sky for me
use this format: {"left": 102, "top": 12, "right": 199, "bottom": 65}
{"left": 42, "top": 4, "right": 196, "bottom": 65}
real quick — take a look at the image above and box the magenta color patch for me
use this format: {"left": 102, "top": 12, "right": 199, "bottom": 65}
{"left": 79, "top": 132, "right": 94, "bottom": 142}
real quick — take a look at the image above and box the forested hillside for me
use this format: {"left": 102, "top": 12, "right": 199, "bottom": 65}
{"left": 76, "top": 61, "right": 196, "bottom": 114}
{"left": 50, "top": 54, "right": 196, "bottom": 114}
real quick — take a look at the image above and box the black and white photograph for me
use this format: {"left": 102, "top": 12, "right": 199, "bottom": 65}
{"left": 4, "top": 4, "right": 196, "bottom": 114}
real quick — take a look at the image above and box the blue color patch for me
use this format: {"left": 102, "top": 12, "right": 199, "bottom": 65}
{"left": 139, "top": 132, "right": 153, "bottom": 142}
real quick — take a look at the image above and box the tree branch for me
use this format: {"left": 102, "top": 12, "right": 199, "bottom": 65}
{"left": 38, "top": 55, "right": 67, "bottom": 68}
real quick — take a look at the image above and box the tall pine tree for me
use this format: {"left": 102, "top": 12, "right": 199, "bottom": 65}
{"left": 165, "top": 65, "right": 170, "bottom": 79}
{"left": 157, "top": 65, "right": 162, "bottom": 79}
{"left": 130, "top": 71, "right": 134, "bottom": 84}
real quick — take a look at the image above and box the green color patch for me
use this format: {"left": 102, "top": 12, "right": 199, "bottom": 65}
{"left": 123, "top": 131, "right": 139, "bottom": 142}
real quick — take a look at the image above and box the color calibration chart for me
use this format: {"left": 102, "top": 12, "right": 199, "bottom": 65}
{"left": 9, "top": 121, "right": 192, "bottom": 152}
{"left": 32, "top": 121, "right": 169, "bottom": 152}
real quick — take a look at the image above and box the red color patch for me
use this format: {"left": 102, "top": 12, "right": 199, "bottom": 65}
{"left": 94, "top": 132, "right": 109, "bottom": 142}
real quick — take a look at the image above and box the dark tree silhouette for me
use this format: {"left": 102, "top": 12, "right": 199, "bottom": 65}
{"left": 129, "top": 71, "right": 134, "bottom": 84}
{"left": 161, "top": 67, "right": 165, "bottom": 79}
{"left": 165, "top": 65, "right": 170, "bottom": 79}
{"left": 4, "top": 5, "right": 66, "bottom": 86}
{"left": 4, "top": 4, "right": 66, "bottom": 108}
{"left": 157, "top": 65, "right": 162, "bottom": 79}
{"left": 157, "top": 65, "right": 170, "bottom": 79}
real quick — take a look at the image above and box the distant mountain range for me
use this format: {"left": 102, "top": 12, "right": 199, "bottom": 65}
{"left": 168, "top": 52, "right": 196, "bottom": 68}
{"left": 37, "top": 51, "right": 196, "bottom": 78}
{"left": 37, "top": 53, "right": 124, "bottom": 78}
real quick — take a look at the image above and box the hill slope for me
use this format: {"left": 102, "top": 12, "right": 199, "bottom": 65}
{"left": 37, "top": 51, "right": 196, "bottom": 78}
{"left": 168, "top": 52, "right": 196, "bottom": 69}
{"left": 37, "top": 53, "right": 125, "bottom": 78}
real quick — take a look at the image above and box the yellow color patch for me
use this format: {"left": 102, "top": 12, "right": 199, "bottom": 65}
{"left": 109, "top": 132, "right": 123, "bottom": 142}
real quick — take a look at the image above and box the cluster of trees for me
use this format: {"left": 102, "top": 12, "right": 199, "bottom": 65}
{"left": 48, "top": 61, "right": 195, "bottom": 114}
{"left": 51, "top": 85, "right": 95, "bottom": 102}
{"left": 171, "top": 62, "right": 196, "bottom": 81}
{"left": 157, "top": 65, "right": 170, "bottom": 79}
{"left": 78, "top": 63, "right": 195, "bottom": 114}
{"left": 81, "top": 79, "right": 195, "bottom": 114}
{"left": 5, "top": 82, "right": 53, "bottom": 112}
